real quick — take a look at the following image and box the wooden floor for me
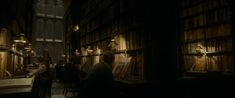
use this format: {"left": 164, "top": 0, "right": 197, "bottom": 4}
{"left": 49, "top": 80, "right": 77, "bottom": 98}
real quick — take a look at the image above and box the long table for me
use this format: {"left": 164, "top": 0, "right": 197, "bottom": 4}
{"left": 0, "top": 76, "right": 35, "bottom": 97}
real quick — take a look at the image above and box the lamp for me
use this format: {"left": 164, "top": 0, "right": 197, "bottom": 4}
{"left": 108, "top": 35, "right": 118, "bottom": 51}
{"left": 74, "top": 25, "right": 79, "bottom": 31}
{"left": 13, "top": 33, "right": 27, "bottom": 49}
{"left": 87, "top": 46, "right": 93, "bottom": 54}
{"left": 74, "top": 49, "right": 80, "bottom": 56}
{"left": 24, "top": 43, "right": 36, "bottom": 57}
{"left": 24, "top": 43, "right": 32, "bottom": 51}
{"left": 13, "top": 33, "right": 27, "bottom": 44}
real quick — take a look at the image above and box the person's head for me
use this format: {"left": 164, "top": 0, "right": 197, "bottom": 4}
{"left": 37, "top": 56, "right": 44, "bottom": 63}
{"left": 101, "top": 51, "right": 115, "bottom": 65}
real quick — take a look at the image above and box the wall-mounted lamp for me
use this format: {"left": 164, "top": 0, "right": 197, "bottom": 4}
{"left": 108, "top": 36, "right": 118, "bottom": 51}
{"left": 195, "top": 43, "right": 207, "bottom": 56}
{"left": 87, "top": 46, "right": 93, "bottom": 54}
{"left": 74, "top": 49, "right": 80, "bottom": 56}
{"left": 13, "top": 33, "right": 28, "bottom": 50}
{"left": 74, "top": 25, "right": 79, "bottom": 32}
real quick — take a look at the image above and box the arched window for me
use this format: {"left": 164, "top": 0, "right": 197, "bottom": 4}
{"left": 35, "top": 0, "right": 46, "bottom": 16}
{"left": 45, "top": 20, "right": 54, "bottom": 39}
{"left": 55, "top": 20, "right": 64, "bottom": 40}
{"left": 46, "top": 0, "right": 55, "bottom": 18}
{"left": 35, "top": 19, "right": 45, "bottom": 38}
{"left": 55, "top": 0, "right": 64, "bottom": 19}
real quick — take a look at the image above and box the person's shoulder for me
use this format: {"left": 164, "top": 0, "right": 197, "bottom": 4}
{"left": 90, "top": 63, "right": 103, "bottom": 70}
{"left": 94, "top": 62, "right": 105, "bottom": 67}
{"left": 91, "top": 63, "right": 99, "bottom": 68}
{"left": 94, "top": 62, "right": 111, "bottom": 71}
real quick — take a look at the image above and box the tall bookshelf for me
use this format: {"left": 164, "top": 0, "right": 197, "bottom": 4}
{"left": 77, "top": 0, "right": 145, "bottom": 81}
{"left": 179, "top": 0, "right": 234, "bottom": 75}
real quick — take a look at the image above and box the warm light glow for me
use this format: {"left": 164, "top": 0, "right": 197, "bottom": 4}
{"left": 97, "top": 48, "right": 101, "bottom": 55}
{"left": 45, "top": 38, "right": 53, "bottom": 42}
{"left": 0, "top": 52, "right": 7, "bottom": 79}
{"left": 24, "top": 43, "right": 32, "bottom": 51}
{"left": 87, "top": 46, "right": 93, "bottom": 54}
{"left": 13, "top": 40, "right": 26, "bottom": 43}
{"left": 189, "top": 43, "right": 222, "bottom": 72}
{"left": 87, "top": 49, "right": 94, "bottom": 53}
{"left": 74, "top": 49, "right": 80, "bottom": 56}
{"left": 54, "top": 39, "right": 62, "bottom": 42}
{"left": 93, "top": 46, "right": 101, "bottom": 64}
{"left": 13, "top": 33, "right": 27, "bottom": 44}
{"left": 56, "top": 16, "right": 63, "bottom": 19}
{"left": 35, "top": 38, "right": 44, "bottom": 41}
{"left": 74, "top": 25, "right": 79, "bottom": 31}
{"left": 195, "top": 43, "right": 207, "bottom": 55}
{"left": 108, "top": 37, "right": 118, "bottom": 50}
{"left": 11, "top": 44, "right": 16, "bottom": 51}
{"left": 118, "top": 34, "right": 126, "bottom": 50}
{"left": 61, "top": 54, "right": 66, "bottom": 58}
{"left": 0, "top": 28, "right": 7, "bottom": 46}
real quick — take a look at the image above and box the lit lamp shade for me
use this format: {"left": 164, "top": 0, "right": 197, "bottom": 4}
{"left": 24, "top": 43, "right": 32, "bottom": 51}
{"left": 13, "top": 33, "right": 27, "bottom": 44}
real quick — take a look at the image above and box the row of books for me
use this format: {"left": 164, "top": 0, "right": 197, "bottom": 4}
{"left": 183, "top": 7, "right": 231, "bottom": 30}
{"left": 183, "top": 55, "right": 233, "bottom": 73}
{"left": 79, "top": 0, "right": 146, "bottom": 81}
{"left": 80, "top": 21, "right": 118, "bottom": 44}
{"left": 183, "top": 23, "right": 231, "bottom": 42}
{"left": 80, "top": 11, "right": 145, "bottom": 51}
{"left": 112, "top": 52, "right": 144, "bottom": 80}
{"left": 81, "top": 10, "right": 144, "bottom": 38}
{"left": 80, "top": 0, "right": 145, "bottom": 35}
{"left": 112, "top": 54, "right": 132, "bottom": 80}
{"left": 114, "top": 34, "right": 127, "bottom": 51}
{"left": 79, "top": 52, "right": 144, "bottom": 80}
{"left": 206, "top": 38, "right": 232, "bottom": 53}
{"left": 180, "top": 0, "right": 234, "bottom": 74}
{"left": 182, "top": 39, "right": 232, "bottom": 54}
{"left": 128, "top": 52, "right": 144, "bottom": 80}
{"left": 80, "top": 30, "right": 143, "bottom": 55}
{"left": 205, "top": 23, "right": 231, "bottom": 38}
{"left": 81, "top": 40, "right": 108, "bottom": 54}
{"left": 126, "top": 31, "right": 144, "bottom": 50}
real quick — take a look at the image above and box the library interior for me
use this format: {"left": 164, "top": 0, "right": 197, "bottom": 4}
{"left": 0, "top": 0, "right": 235, "bottom": 98}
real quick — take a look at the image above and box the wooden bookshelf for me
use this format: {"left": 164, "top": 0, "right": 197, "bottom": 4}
{"left": 77, "top": 0, "right": 146, "bottom": 81}
{"left": 179, "top": 0, "right": 234, "bottom": 75}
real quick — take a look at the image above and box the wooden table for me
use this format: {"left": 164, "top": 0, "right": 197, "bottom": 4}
{"left": 0, "top": 76, "right": 35, "bottom": 97}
